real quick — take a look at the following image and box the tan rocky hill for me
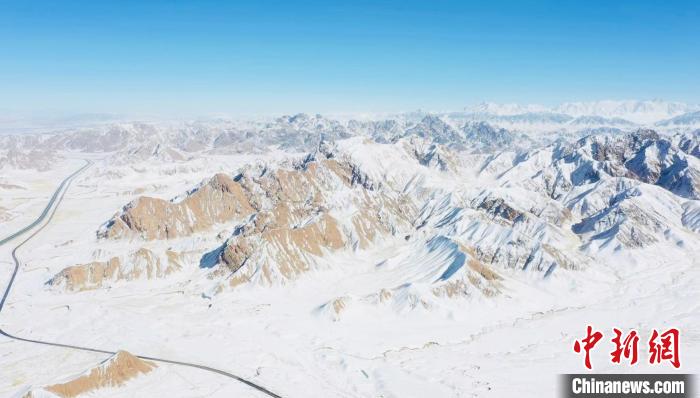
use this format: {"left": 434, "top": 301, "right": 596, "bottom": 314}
{"left": 100, "top": 172, "right": 255, "bottom": 240}
{"left": 49, "top": 140, "right": 432, "bottom": 291}
{"left": 22, "top": 350, "right": 156, "bottom": 398}
{"left": 47, "top": 248, "right": 184, "bottom": 291}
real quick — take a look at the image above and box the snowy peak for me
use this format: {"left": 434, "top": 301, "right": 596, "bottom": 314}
{"left": 462, "top": 121, "right": 518, "bottom": 151}
{"left": 403, "top": 115, "right": 462, "bottom": 145}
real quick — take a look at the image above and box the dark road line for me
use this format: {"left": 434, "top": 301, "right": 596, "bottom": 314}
{"left": 0, "top": 160, "right": 91, "bottom": 311}
{"left": 0, "top": 328, "right": 282, "bottom": 398}
{"left": 0, "top": 163, "right": 89, "bottom": 247}
{"left": 0, "top": 161, "right": 283, "bottom": 398}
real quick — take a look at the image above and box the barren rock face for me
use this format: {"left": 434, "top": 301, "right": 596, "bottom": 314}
{"left": 61, "top": 148, "right": 417, "bottom": 290}
{"left": 476, "top": 197, "right": 524, "bottom": 223}
{"left": 222, "top": 212, "right": 346, "bottom": 284}
{"left": 24, "top": 351, "right": 156, "bottom": 398}
{"left": 102, "top": 173, "right": 255, "bottom": 240}
{"left": 568, "top": 131, "right": 700, "bottom": 199}
{"left": 208, "top": 154, "right": 416, "bottom": 286}
{"left": 47, "top": 248, "right": 183, "bottom": 291}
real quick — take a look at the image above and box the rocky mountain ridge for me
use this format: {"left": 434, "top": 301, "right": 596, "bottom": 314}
{"left": 42, "top": 129, "right": 700, "bottom": 317}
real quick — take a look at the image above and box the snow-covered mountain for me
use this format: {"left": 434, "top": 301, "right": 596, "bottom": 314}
{"left": 38, "top": 127, "right": 699, "bottom": 304}
{"left": 466, "top": 99, "right": 699, "bottom": 125}
{"left": 3, "top": 100, "right": 700, "bottom": 172}
{"left": 2, "top": 111, "right": 699, "bottom": 398}
{"left": 656, "top": 110, "right": 700, "bottom": 127}
{"left": 555, "top": 99, "right": 698, "bottom": 124}
{"left": 467, "top": 102, "right": 549, "bottom": 115}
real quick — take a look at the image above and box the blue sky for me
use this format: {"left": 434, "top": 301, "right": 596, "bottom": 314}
{"left": 1, "top": 0, "right": 698, "bottom": 117}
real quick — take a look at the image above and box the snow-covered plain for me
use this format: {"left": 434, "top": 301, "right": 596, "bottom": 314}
{"left": 1, "top": 104, "right": 699, "bottom": 397}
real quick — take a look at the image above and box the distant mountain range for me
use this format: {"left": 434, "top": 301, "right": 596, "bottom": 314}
{"left": 466, "top": 99, "right": 700, "bottom": 125}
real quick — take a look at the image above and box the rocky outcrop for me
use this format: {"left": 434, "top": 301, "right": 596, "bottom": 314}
{"left": 101, "top": 173, "right": 255, "bottom": 240}
{"left": 84, "top": 145, "right": 419, "bottom": 289}
{"left": 47, "top": 248, "right": 183, "bottom": 291}
{"left": 461, "top": 121, "right": 525, "bottom": 152}
{"left": 570, "top": 130, "right": 700, "bottom": 199}
{"left": 675, "top": 130, "right": 700, "bottom": 159}
{"left": 403, "top": 115, "right": 463, "bottom": 147}
{"left": 475, "top": 196, "right": 524, "bottom": 223}
{"left": 207, "top": 154, "right": 415, "bottom": 286}
{"left": 405, "top": 138, "right": 458, "bottom": 172}
{"left": 23, "top": 351, "right": 156, "bottom": 398}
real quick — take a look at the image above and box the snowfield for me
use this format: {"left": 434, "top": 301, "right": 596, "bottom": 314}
{"left": 1, "top": 105, "right": 699, "bottom": 397}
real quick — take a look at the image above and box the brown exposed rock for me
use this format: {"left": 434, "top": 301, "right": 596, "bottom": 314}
{"left": 98, "top": 152, "right": 417, "bottom": 288}
{"left": 476, "top": 197, "right": 524, "bottom": 223}
{"left": 461, "top": 245, "right": 501, "bottom": 282}
{"left": 378, "top": 288, "right": 393, "bottom": 302}
{"left": 432, "top": 244, "right": 501, "bottom": 299}
{"left": 103, "top": 173, "right": 254, "bottom": 240}
{"left": 331, "top": 297, "right": 347, "bottom": 315}
{"left": 28, "top": 351, "right": 157, "bottom": 398}
{"left": 262, "top": 212, "right": 344, "bottom": 278}
{"left": 195, "top": 156, "right": 412, "bottom": 286}
{"left": 222, "top": 212, "right": 345, "bottom": 284}
{"left": 352, "top": 208, "right": 388, "bottom": 249}
{"left": 541, "top": 243, "right": 578, "bottom": 270}
{"left": 48, "top": 249, "right": 183, "bottom": 291}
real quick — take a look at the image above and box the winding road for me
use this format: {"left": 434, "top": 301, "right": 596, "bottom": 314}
{"left": 0, "top": 161, "right": 283, "bottom": 398}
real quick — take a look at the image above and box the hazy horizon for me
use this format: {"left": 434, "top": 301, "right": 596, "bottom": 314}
{"left": 1, "top": 98, "right": 698, "bottom": 124}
